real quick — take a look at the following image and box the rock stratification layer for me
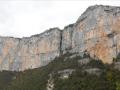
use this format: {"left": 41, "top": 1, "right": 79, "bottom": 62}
{"left": 0, "top": 5, "right": 120, "bottom": 71}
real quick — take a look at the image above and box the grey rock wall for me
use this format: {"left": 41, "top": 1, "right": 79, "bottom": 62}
{"left": 71, "top": 5, "right": 120, "bottom": 63}
{"left": 0, "top": 28, "right": 61, "bottom": 71}
{"left": 0, "top": 5, "right": 120, "bottom": 71}
{"left": 61, "top": 24, "right": 74, "bottom": 54}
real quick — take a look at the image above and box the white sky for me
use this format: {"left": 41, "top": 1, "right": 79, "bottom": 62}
{"left": 0, "top": 0, "right": 120, "bottom": 38}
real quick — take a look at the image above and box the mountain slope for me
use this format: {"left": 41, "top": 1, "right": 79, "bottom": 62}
{"left": 0, "top": 5, "right": 120, "bottom": 71}
{"left": 0, "top": 52, "right": 119, "bottom": 90}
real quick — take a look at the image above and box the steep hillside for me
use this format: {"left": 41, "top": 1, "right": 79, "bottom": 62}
{"left": 0, "top": 52, "right": 119, "bottom": 90}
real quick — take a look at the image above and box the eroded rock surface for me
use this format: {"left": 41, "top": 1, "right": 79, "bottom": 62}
{"left": 0, "top": 28, "right": 61, "bottom": 71}
{"left": 61, "top": 24, "right": 74, "bottom": 54}
{"left": 72, "top": 5, "right": 120, "bottom": 64}
{"left": 0, "top": 5, "right": 120, "bottom": 71}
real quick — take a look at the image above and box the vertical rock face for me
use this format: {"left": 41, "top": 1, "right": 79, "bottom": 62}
{"left": 0, "top": 37, "right": 20, "bottom": 71}
{"left": 72, "top": 5, "right": 120, "bottom": 63}
{"left": 0, "top": 28, "right": 61, "bottom": 71}
{"left": 0, "top": 5, "right": 120, "bottom": 71}
{"left": 61, "top": 24, "right": 74, "bottom": 54}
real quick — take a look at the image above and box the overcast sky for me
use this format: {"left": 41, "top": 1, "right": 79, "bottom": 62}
{"left": 0, "top": 0, "right": 120, "bottom": 38}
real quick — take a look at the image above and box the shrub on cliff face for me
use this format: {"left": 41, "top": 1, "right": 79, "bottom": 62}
{"left": 113, "top": 53, "right": 120, "bottom": 62}
{"left": 54, "top": 69, "right": 115, "bottom": 90}
{"left": 116, "top": 82, "right": 120, "bottom": 90}
{"left": 86, "top": 59, "right": 105, "bottom": 69}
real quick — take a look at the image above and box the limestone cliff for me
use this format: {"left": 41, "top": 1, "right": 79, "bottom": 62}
{"left": 72, "top": 5, "right": 120, "bottom": 63}
{"left": 0, "top": 28, "right": 61, "bottom": 71}
{"left": 0, "top": 5, "right": 120, "bottom": 71}
{"left": 61, "top": 24, "right": 74, "bottom": 54}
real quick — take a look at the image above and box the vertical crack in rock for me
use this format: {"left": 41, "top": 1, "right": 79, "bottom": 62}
{"left": 60, "top": 30, "right": 63, "bottom": 55}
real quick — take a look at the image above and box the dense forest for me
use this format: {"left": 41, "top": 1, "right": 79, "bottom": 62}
{"left": 0, "top": 52, "right": 120, "bottom": 90}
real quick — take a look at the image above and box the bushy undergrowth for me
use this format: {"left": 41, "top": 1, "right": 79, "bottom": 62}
{"left": 0, "top": 52, "right": 119, "bottom": 90}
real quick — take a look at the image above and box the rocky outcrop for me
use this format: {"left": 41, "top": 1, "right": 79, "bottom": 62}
{"left": 61, "top": 24, "right": 74, "bottom": 54}
{"left": 114, "top": 62, "right": 120, "bottom": 70}
{"left": 84, "top": 68, "right": 101, "bottom": 75}
{"left": 71, "top": 5, "right": 120, "bottom": 64}
{"left": 0, "top": 28, "right": 61, "bottom": 71}
{"left": 58, "top": 69, "right": 75, "bottom": 79}
{"left": 47, "top": 74, "right": 54, "bottom": 90}
{"left": 0, "top": 5, "right": 120, "bottom": 71}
